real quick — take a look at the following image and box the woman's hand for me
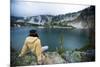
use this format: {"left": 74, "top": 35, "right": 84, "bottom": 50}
{"left": 18, "top": 54, "right": 22, "bottom": 57}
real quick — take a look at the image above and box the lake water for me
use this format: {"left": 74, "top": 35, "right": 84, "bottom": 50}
{"left": 11, "top": 27, "right": 89, "bottom": 51}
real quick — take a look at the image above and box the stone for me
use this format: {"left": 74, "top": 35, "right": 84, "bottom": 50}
{"left": 44, "top": 52, "right": 66, "bottom": 64}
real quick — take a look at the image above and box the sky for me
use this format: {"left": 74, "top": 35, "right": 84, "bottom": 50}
{"left": 11, "top": 0, "right": 90, "bottom": 17}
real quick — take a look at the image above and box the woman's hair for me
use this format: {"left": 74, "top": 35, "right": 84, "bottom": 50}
{"left": 29, "top": 30, "right": 39, "bottom": 37}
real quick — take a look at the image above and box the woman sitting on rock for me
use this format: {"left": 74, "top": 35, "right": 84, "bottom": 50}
{"left": 19, "top": 29, "right": 48, "bottom": 64}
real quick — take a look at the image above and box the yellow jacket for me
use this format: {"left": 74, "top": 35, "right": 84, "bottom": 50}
{"left": 19, "top": 36, "right": 44, "bottom": 62}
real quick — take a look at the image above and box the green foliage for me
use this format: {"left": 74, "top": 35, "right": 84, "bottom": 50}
{"left": 79, "top": 42, "right": 95, "bottom": 51}
{"left": 56, "top": 33, "right": 66, "bottom": 57}
{"left": 11, "top": 47, "right": 37, "bottom": 66}
{"left": 43, "top": 22, "right": 51, "bottom": 28}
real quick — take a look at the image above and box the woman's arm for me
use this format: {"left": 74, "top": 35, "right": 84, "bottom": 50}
{"left": 19, "top": 39, "right": 28, "bottom": 57}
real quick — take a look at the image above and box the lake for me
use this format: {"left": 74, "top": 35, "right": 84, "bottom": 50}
{"left": 11, "top": 27, "right": 89, "bottom": 51}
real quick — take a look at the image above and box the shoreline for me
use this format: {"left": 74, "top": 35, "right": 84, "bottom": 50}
{"left": 11, "top": 47, "right": 95, "bottom": 66}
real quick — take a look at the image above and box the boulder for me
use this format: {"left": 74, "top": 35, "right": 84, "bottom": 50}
{"left": 44, "top": 52, "right": 66, "bottom": 64}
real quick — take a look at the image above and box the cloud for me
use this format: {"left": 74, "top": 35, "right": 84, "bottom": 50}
{"left": 11, "top": 0, "right": 90, "bottom": 17}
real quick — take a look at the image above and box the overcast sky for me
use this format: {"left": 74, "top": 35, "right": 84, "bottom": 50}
{"left": 11, "top": 0, "right": 90, "bottom": 17}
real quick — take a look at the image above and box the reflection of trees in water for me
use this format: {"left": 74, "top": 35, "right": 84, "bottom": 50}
{"left": 59, "top": 33, "right": 64, "bottom": 49}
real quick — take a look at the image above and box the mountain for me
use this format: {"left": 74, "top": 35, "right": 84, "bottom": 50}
{"left": 11, "top": 6, "right": 95, "bottom": 29}
{"left": 51, "top": 6, "right": 95, "bottom": 29}
{"left": 26, "top": 15, "right": 53, "bottom": 25}
{"left": 76, "top": 6, "right": 95, "bottom": 29}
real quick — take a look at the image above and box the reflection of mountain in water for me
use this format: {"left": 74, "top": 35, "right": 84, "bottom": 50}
{"left": 11, "top": 6, "right": 95, "bottom": 29}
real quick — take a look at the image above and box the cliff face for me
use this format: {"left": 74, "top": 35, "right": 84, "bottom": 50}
{"left": 76, "top": 6, "right": 95, "bottom": 29}
{"left": 11, "top": 6, "right": 95, "bottom": 29}
{"left": 51, "top": 6, "right": 95, "bottom": 29}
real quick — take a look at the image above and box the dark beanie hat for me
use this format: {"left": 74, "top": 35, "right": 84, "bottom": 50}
{"left": 29, "top": 29, "right": 37, "bottom": 33}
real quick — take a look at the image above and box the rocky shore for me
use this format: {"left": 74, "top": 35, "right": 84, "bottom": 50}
{"left": 11, "top": 48, "right": 95, "bottom": 66}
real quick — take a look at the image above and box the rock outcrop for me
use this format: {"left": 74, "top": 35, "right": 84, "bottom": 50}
{"left": 11, "top": 49, "right": 95, "bottom": 66}
{"left": 11, "top": 51, "right": 66, "bottom": 66}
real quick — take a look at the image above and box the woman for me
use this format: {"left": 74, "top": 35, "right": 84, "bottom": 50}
{"left": 19, "top": 29, "right": 48, "bottom": 64}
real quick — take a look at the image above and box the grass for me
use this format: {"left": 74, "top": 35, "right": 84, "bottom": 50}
{"left": 56, "top": 33, "right": 66, "bottom": 58}
{"left": 78, "top": 42, "right": 95, "bottom": 51}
